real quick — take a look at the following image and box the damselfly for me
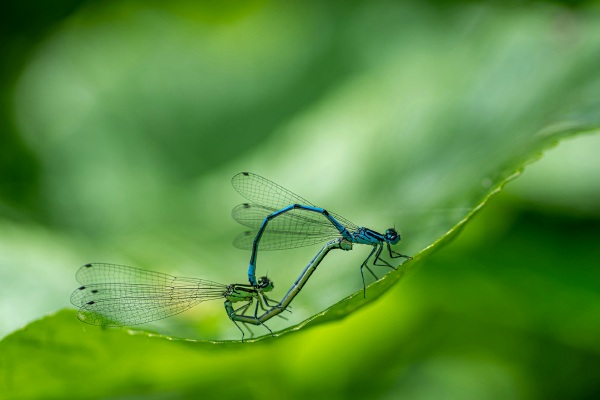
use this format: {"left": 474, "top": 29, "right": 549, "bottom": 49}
{"left": 70, "top": 263, "right": 277, "bottom": 341}
{"left": 232, "top": 172, "right": 411, "bottom": 295}
{"left": 71, "top": 239, "right": 352, "bottom": 341}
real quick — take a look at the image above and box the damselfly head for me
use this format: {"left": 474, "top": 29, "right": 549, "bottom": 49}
{"left": 257, "top": 276, "right": 274, "bottom": 292}
{"left": 385, "top": 228, "right": 400, "bottom": 244}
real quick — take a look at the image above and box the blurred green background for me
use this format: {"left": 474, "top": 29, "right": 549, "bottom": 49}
{"left": 1, "top": 0, "right": 599, "bottom": 399}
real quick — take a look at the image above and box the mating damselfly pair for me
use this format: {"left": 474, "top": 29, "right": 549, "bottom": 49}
{"left": 71, "top": 173, "right": 410, "bottom": 340}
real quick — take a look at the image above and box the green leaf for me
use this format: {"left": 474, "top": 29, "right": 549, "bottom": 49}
{"left": 2, "top": 1, "right": 600, "bottom": 398}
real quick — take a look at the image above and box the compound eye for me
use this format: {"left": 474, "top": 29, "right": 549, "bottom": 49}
{"left": 258, "top": 276, "right": 270, "bottom": 288}
{"left": 386, "top": 228, "right": 400, "bottom": 243}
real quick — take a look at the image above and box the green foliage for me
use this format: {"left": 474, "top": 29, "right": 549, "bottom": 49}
{"left": 1, "top": 1, "right": 600, "bottom": 399}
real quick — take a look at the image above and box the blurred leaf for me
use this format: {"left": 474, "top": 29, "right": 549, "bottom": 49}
{"left": 2, "top": 0, "right": 600, "bottom": 398}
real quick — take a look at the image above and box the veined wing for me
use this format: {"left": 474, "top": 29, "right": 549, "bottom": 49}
{"left": 232, "top": 203, "right": 359, "bottom": 232}
{"left": 232, "top": 172, "right": 315, "bottom": 210}
{"left": 75, "top": 262, "right": 193, "bottom": 285}
{"left": 233, "top": 230, "right": 341, "bottom": 250}
{"left": 231, "top": 203, "right": 342, "bottom": 232}
{"left": 71, "top": 263, "right": 227, "bottom": 326}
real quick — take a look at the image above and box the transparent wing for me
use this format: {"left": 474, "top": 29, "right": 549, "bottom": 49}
{"left": 231, "top": 173, "right": 360, "bottom": 251}
{"left": 231, "top": 203, "right": 359, "bottom": 249}
{"left": 232, "top": 203, "right": 354, "bottom": 231}
{"left": 71, "top": 263, "right": 227, "bottom": 326}
{"left": 232, "top": 172, "right": 316, "bottom": 210}
{"left": 233, "top": 230, "right": 341, "bottom": 250}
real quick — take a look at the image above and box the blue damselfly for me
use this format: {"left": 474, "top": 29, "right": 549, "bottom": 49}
{"left": 232, "top": 172, "right": 411, "bottom": 295}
